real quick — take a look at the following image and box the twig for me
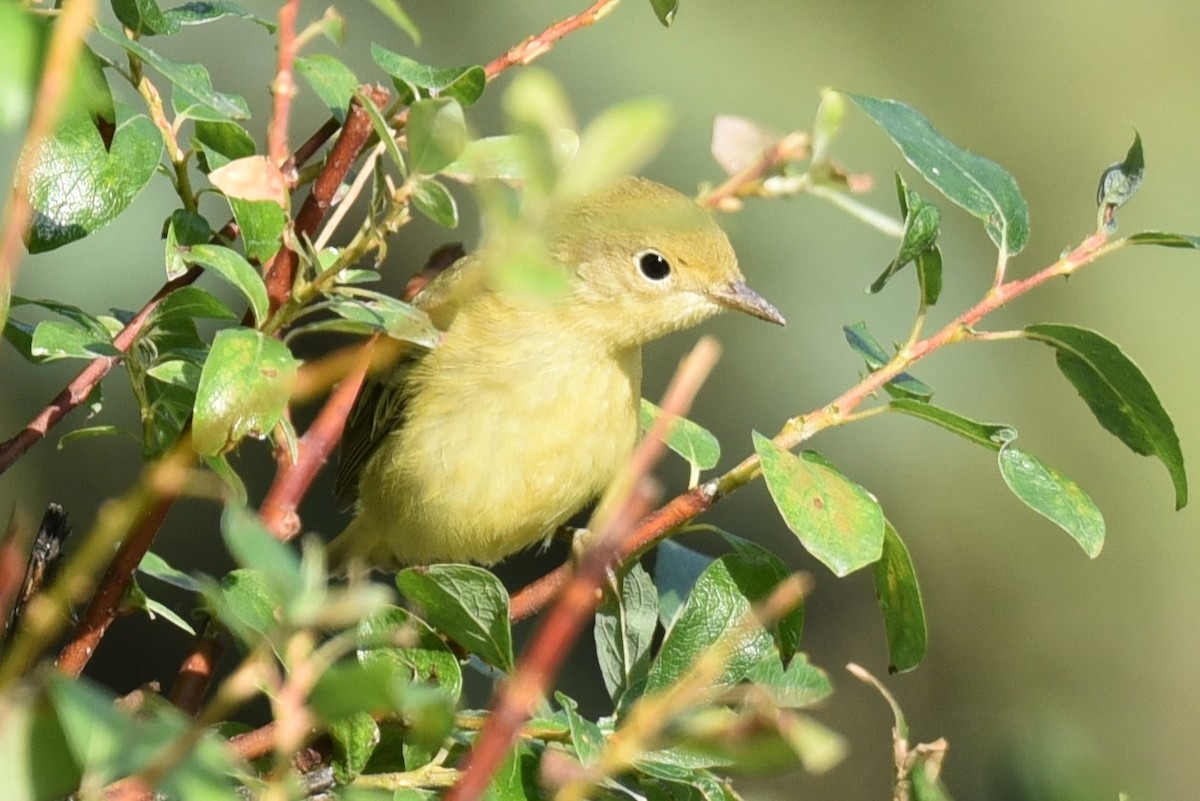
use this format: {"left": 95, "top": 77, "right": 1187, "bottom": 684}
{"left": 263, "top": 86, "right": 390, "bottom": 314}
{"left": 56, "top": 494, "right": 175, "bottom": 676}
{"left": 268, "top": 0, "right": 301, "bottom": 168}
{"left": 0, "top": 266, "right": 203, "bottom": 476}
{"left": 484, "top": 0, "right": 623, "bottom": 79}
{"left": 445, "top": 338, "right": 721, "bottom": 801}
{"left": 0, "top": 0, "right": 96, "bottom": 301}
{"left": 169, "top": 622, "right": 225, "bottom": 713}
{"left": 698, "top": 131, "right": 809, "bottom": 211}
{"left": 259, "top": 340, "right": 374, "bottom": 540}
{"left": 510, "top": 227, "right": 1121, "bottom": 622}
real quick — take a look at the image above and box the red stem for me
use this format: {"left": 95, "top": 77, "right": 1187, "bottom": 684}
{"left": 57, "top": 494, "right": 177, "bottom": 677}
{"left": 267, "top": 0, "right": 300, "bottom": 168}
{"left": 259, "top": 340, "right": 374, "bottom": 540}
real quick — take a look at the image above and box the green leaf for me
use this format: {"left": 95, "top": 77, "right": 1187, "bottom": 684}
{"left": 164, "top": 209, "right": 214, "bottom": 279}
{"left": 644, "top": 551, "right": 783, "bottom": 694}
{"left": 407, "top": 98, "right": 468, "bottom": 175}
{"left": 207, "top": 568, "right": 278, "bottom": 641}
{"left": 886, "top": 398, "right": 1012, "bottom": 450}
{"left": 843, "top": 321, "right": 933, "bottom": 400}
{"left": 152, "top": 285, "right": 236, "bottom": 323}
{"left": 396, "top": 565, "right": 514, "bottom": 672}
{"left": 193, "top": 119, "right": 255, "bottom": 172}
{"left": 325, "top": 294, "right": 439, "bottom": 348}
{"left": 26, "top": 110, "right": 163, "bottom": 253}
{"left": 753, "top": 432, "right": 885, "bottom": 577}
{"left": 998, "top": 443, "right": 1105, "bottom": 557}
{"left": 138, "top": 549, "right": 203, "bottom": 593}
{"left": 870, "top": 173, "right": 942, "bottom": 302}
{"left": 228, "top": 198, "right": 286, "bottom": 263}
{"left": 411, "top": 177, "right": 459, "bottom": 228}
{"left": 221, "top": 504, "right": 301, "bottom": 592}
{"left": 0, "top": 691, "right": 82, "bottom": 801}
{"left": 179, "top": 243, "right": 269, "bottom": 325}
{"left": 310, "top": 660, "right": 409, "bottom": 721}
{"left": 559, "top": 98, "right": 674, "bottom": 198}
{"left": 57, "top": 424, "right": 124, "bottom": 451}
{"left": 367, "top": 0, "right": 421, "bottom": 43}
{"left": 30, "top": 319, "right": 118, "bottom": 361}
{"left": 163, "top": 1, "right": 275, "bottom": 32}
{"left": 442, "top": 131, "right": 579, "bottom": 183}
{"left": 97, "top": 24, "right": 250, "bottom": 119}
{"left": 357, "top": 606, "right": 464, "bottom": 702}
{"left": 370, "top": 44, "right": 485, "bottom": 106}
{"left": 1096, "top": 130, "right": 1144, "bottom": 211}
{"left": 124, "top": 576, "right": 196, "bottom": 635}
{"left": 113, "top": 0, "right": 179, "bottom": 36}
{"left": 1125, "top": 231, "right": 1200, "bottom": 249}
{"left": 192, "top": 329, "right": 299, "bottom": 456}
{"left": 1023, "top": 323, "right": 1186, "bottom": 509}
{"left": 640, "top": 400, "right": 720, "bottom": 471}
{"left": 555, "top": 692, "right": 606, "bottom": 765}
{"left": 745, "top": 653, "right": 833, "bottom": 708}
{"left": 595, "top": 562, "right": 658, "bottom": 705}
{"left": 354, "top": 87, "right": 406, "bottom": 173}
{"left": 648, "top": 0, "right": 680, "bottom": 26}
{"left": 295, "top": 54, "right": 359, "bottom": 121}
{"left": 847, "top": 93, "right": 1029, "bottom": 256}
{"left": 719, "top": 533, "right": 804, "bottom": 661}
{"left": 328, "top": 712, "right": 380, "bottom": 785}
{"left": 653, "top": 540, "right": 713, "bottom": 630}
{"left": 47, "top": 675, "right": 238, "bottom": 798}
{"left": 873, "top": 521, "right": 926, "bottom": 673}
{"left": 0, "top": 2, "right": 37, "bottom": 129}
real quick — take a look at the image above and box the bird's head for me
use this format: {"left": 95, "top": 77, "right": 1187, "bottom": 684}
{"left": 548, "top": 177, "right": 784, "bottom": 348}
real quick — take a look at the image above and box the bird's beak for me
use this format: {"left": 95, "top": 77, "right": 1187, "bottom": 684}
{"left": 709, "top": 280, "right": 786, "bottom": 326}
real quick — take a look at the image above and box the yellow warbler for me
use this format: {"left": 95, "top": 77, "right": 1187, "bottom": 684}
{"left": 330, "top": 177, "right": 783, "bottom": 568}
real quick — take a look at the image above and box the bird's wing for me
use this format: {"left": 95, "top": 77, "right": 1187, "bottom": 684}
{"left": 334, "top": 354, "right": 419, "bottom": 509}
{"left": 334, "top": 253, "right": 482, "bottom": 509}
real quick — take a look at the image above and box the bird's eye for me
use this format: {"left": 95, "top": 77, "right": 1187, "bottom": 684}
{"left": 636, "top": 250, "right": 671, "bottom": 281}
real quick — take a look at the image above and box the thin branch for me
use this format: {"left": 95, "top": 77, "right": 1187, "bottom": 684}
{"left": 0, "top": 0, "right": 96, "bottom": 299}
{"left": 510, "top": 228, "right": 1120, "bottom": 622}
{"left": 169, "top": 622, "right": 225, "bottom": 713}
{"left": 263, "top": 86, "right": 391, "bottom": 313}
{"left": 698, "top": 131, "right": 809, "bottom": 211}
{"left": 445, "top": 339, "right": 721, "bottom": 801}
{"left": 56, "top": 494, "right": 176, "bottom": 677}
{"left": 0, "top": 265, "right": 203, "bottom": 476}
{"left": 484, "top": 0, "right": 623, "bottom": 80}
{"left": 259, "top": 340, "right": 374, "bottom": 540}
{"left": 268, "top": 0, "right": 301, "bottom": 168}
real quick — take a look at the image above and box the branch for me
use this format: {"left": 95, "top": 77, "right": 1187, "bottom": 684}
{"left": 0, "top": 266, "right": 203, "bottom": 476}
{"left": 484, "top": 0, "right": 623, "bottom": 80}
{"left": 445, "top": 339, "right": 720, "bottom": 801}
{"left": 259, "top": 340, "right": 374, "bottom": 540}
{"left": 510, "top": 227, "right": 1120, "bottom": 622}
{"left": 263, "top": 86, "right": 391, "bottom": 313}
{"left": 56, "top": 494, "right": 176, "bottom": 677}
{"left": 267, "top": 0, "right": 301, "bottom": 168}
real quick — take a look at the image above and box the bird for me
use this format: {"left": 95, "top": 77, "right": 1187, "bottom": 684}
{"left": 329, "top": 176, "right": 784, "bottom": 569}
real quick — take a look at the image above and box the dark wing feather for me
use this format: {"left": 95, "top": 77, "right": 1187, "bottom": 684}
{"left": 335, "top": 351, "right": 425, "bottom": 509}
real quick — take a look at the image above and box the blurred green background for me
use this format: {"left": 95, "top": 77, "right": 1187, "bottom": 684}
{"left": 4, "top": 1, "right": 1200, "bottom": 798}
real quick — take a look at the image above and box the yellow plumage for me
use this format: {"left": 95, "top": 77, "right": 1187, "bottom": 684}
{"left": 330, "top": 177, "right": 783, "bottom": 568}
